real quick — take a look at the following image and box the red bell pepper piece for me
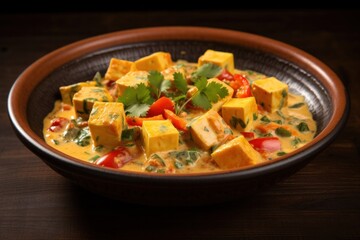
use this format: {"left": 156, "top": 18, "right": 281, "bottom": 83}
{"left": 241, "top": 131, "right": 255, "bottom": 140}
{"left": 147, "top": 97, "right": 175, "bottom": 117}
{"left": 164, "top": 109, "right": 188, "bottom": 132}
{"left": 229, "top": 74, "right": 252, "bottom": 98}
{"left": 217, "top": 69, "right": 234, "bottom": 81}
{"left": 95, "top": 147, "right": 132, "bottom": 169}
{"left": 48, "top": 117, "right": 69, "bottom": 132}
{"left": 249, "top": 137, "right": 281, "bottom": 152}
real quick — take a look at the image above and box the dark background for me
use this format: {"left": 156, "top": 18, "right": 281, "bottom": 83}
{"left": 1, "top": 9, "right": 360, "bottom": 239}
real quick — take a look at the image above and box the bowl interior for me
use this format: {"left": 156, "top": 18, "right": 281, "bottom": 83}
{"left": 27, "top": 40, "right": 332, "bottom": 139}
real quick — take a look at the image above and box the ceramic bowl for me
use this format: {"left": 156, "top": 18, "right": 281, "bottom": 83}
{"left": 8, "top": 27, "right": 349, "bottom": 205}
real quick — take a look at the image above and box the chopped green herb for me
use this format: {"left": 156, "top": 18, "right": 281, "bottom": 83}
{"left": 151, "top": 154, "right": 166, "bottom": 166}
{"left": 224, "top": 128, "right": 233, "bottom": 135}
{"left": 52, "top": 139, "right": 60, "bottom": 145}
{"left": 74, "top": 127, "right": 91, "bottom": 146}
{"left": 291, "top": 137, "right": 302, "bottom": 146}
{"left": 173, "top": 160, "right": 183, "bottom": 169}
{"left": 260, "top": 116, "right": 271, "bottom": 123}
{"left": 83, "top": 98, "right": 97, "bottom": 114}
{"left": 94, "top": 145, "right": 104, "bottom": 152}
{"left": 297, "top": 122, "right": 310, "bottom": 132}
{"left": 253, "top": 113, "right": 258, "bottom": 121}
{"left": 168, "top": 150, "right": 200, "bottom": 165}
{"left": 276, "top": 110, "right": 286, "bottom": 120}
{"left": 273, "top": 120, "right": 282, "bottom": 124}
{"left": 93, "top": 72, "right": 102, "bottom": 86}
{"left": 230, "top": 116, "right": 247, "bottom": 129}
{"left": 275, "top": 127, "right": 292, "bottom": 137}
{"left": 191, "top": 63, "right": 222, "bottom": 80}
{"left": 121, "top": 127, "right": 141, "bottom": 142}
{"left": 289, "top": 102, "right": 305, "bottom": 108}
{"left": 145, "top": 165, "right": 156, "bottom": 172}
{"left": 277, "top": 151, "right": 287, "bottom": 156}
{"left": 89, "top": 155, "right": 100, "bottom": 162}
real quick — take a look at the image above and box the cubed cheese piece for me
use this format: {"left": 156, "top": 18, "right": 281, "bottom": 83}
{"left": 186, "top": 78, "right": 234, "bottom": 112}
{"left": 251, "top": 77, "right": 288, "bottom": 113}
{"left": 134, "top": 52, "right": 173, "bottom": 71}
{"left": 198, "top": 49, "right": 235, "bottom": 74}
{"left": 116, "top": 71, "right": 149, "bottom": 96}
{"left": 59, "top": 81, "right": 97, "bottom": 105}
{"left": 88, "top": 102, "right": 127, "bottom": 147}
{"left": 104, "top": 58, "right": 135, "bottom": 81}
{"left": 222, "top": 97, "right": 257, "bottom": 131}
{"left": 72, "top": 87, "right": 113, "bottom": 120}
{"left": 142, "top": 120, "right": 179, "bottom": 157}
{"left": 190, "top": 110, "right": 232, "bottom": 150}
{"left": 211, "top": 135, "right": 263, "bottom": 169}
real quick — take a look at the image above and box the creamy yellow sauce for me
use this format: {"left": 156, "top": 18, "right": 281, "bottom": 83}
{"left": 43, "top": 56, "right": 316, "bottom": 174}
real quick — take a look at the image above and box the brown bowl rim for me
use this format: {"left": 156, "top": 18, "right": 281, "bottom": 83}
{"left": 8, "top": 26, "right": 349, "bottom": 181}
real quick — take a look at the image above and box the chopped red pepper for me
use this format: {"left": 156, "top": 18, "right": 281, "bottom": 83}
{"left": 229, "top": 74, "right": 252, "bottom": 98}
{"left": 147, "top": 97, "right": 175, "bottom": 117}
{"left": 217, "top": 69, "right": 234, "bottom": 81}
{"left": 241, "top": 131, "right": 255, "bottom": 140}
{"left": 249, "top": 137, "right": 281, "bottom": 153}
{"left": 164, "top": 109, "right": 188, "bottom": 132}
{"left": 95, "top": 147, "right": 132, "bottom": 169}
{"left": 48, "top": 117, "right": 69, "bottom": 132}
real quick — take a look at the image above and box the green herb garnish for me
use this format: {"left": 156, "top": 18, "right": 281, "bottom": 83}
{"left": 275, "top": 127, "right": 292, "bottom": 137}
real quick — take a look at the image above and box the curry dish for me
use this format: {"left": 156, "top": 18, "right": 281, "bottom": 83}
{"left": 43, "top": 50, "right": 316, "bottom": 173}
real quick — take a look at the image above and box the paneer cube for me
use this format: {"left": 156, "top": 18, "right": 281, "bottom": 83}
{"left": 190, "top": 110, "right": 233, "bottom": 150}
{"left": 251, "top": 77, "right": 289, "bottom": 113}
{"left": 88, "top": 102, "right": 127, "bottom": 147}
{"left": 142, "top": 120, "right": 179, "bottom": 157}
{"left": 222, "top": 97, "right": 257, "bottom": 131}
{"left": 134, "top": 52, "right": 173, "bottom": 71}
{"left": 72, "top": 87, "right": 113, "bottom": 120}
{"left": 116, "top": 71, "right": 149, "bottom": 96}
{"left": 186, "top": 78, "right": 234, "bottom": 112}
{"left": 59, "top": 81, "right": 97, "bottom": 105}
{"left": 211, "top": 135, "right": 263, "bottom": 169}
{"left": 198, "top": 49, "right": 235, "bottom": 74}
{"left": 104, "top": 58, "right": 135, "bottom": 81}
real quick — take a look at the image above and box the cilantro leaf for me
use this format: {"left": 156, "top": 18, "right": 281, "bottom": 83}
{"left": 192, "top": 92, "right": 212, "bottom": 110}
{"left": 203, "top": 82, "right": 226, "bottom": 103}
{"left": 118, "top": 83, "right": 154, "bottom": 117}
{"left": 136, "top": 83, "right": 153, "bottom": 104}
{"left": 173, "top": 72, "right": 188, "bottom": 94}
{"left": 191, "top": 63, "right": 222, "bottom": 80}
{"left": 126, "top": 103, "right": 150, "bottom": 117}
{"left": 194, "top": 76, "right": 207, "bottom": 91}
{"left": 148, "top": 70, "right": 170, "bottom": 99}
{"left": 191, "top": 79, "right": 228, "bottom": 110}
{"left": 93, "top": 72, "right": 102, "bottom": 86}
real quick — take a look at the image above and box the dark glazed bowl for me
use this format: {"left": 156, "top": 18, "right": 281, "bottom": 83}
{"left": 8, "top": 27, "right": 349, "bottom": 205}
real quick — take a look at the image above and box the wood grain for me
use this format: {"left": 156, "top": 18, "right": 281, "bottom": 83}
{"left": 1, "top": 10, "right": 360, "bottom": 239}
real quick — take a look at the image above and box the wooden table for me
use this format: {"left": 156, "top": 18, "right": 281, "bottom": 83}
{"left": 1, "top": 10, "right": 359, "bottom": 239}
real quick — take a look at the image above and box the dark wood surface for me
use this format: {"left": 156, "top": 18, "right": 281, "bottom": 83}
{"left": 1, "top": 10, "right": 359, "bottom": 239}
